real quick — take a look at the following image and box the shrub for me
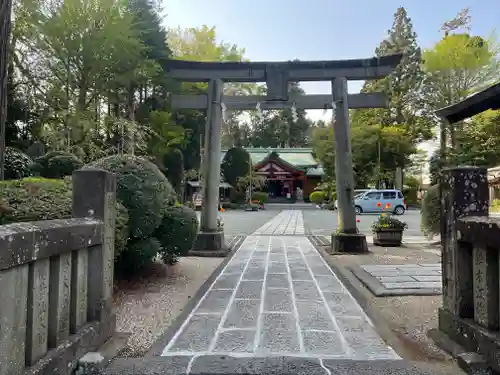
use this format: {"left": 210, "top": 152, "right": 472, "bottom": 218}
{"left": 251, "top": 191, "right": 268, "bottom": 203}
{"left": 221, "top": 147, "right": 251, "bottom": 188}
{"left": 0, "top": 177, "right": 130, "bottom": 258}
{"left": 230, "top": 189, "right": 246, "bottom": 204}
{"left": 421, "top": 184, "right": 440, "bottom": 238}
{"left": 371, "top": 215, "right": 408, "bottom": 232}
{"left": 115, "top": 237, "right": 162, "bottom": 275}
{"left": 155, "top": 205, "right": 199, "bottom": 264}
{"left": 161, "top": 149, "right": 184, "bottom": 198}
{"left": 309, "top": 191, "right": 325, "bottom": 204}
{"left": 31, "top": 151, "right": 77, "bottom": 177}
{"left": 491, "top": 199, "right": 500, "bottom": 212}
{"left": 85, "top": 155, "right": 176, "bottom": 238}
{"left": 4, "top": 147, "right": 32, "bottom": 180}
{"left": 47, "top": 155, "right": 84, "bottom": 178}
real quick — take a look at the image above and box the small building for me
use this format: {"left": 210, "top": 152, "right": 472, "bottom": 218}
{"left": 220, "top": 148, "right": 324, "bottom": 201}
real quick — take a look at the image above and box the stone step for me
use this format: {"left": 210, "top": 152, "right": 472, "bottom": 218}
{"left": 103, "top": 356, "right": 458, "bottom": 375}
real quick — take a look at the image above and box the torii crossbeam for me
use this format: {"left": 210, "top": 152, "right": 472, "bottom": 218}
{"left": 165, "top": 54, "right": 403, "bottom": 254}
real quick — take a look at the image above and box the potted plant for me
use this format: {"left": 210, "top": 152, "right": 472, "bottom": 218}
{"left": 371, "top": 214, "right": 408, "bottom": 246}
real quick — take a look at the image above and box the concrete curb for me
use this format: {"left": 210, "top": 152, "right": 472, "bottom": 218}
{"left": 350, "top": 265, "right": 442, "bottom": 297}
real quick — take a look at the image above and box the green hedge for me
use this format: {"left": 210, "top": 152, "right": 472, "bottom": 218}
{"left": 86, "top": 155, "right": 176, "bottom": 238}
{"left": 47, "top": 155, "right": 84, "bottom": 178}
{"left": 491, "top": 199, "right": 500, "bottom": 213}
{"left": 115, "top": 237, "right": 162, "bottom": 275}
{"left": 251, "top": 192, "right": 268, "bottom": 203}
{"left": 0, "top": 177, "right": 130, "bottom": 259}
{"left": 309, "top": 191, "right": 325, "bottom": 204}
{"left": 421, "top": 184, "right": 440, "bottom": 238}
{"left": 155, "top": 205, "right": 199, "bottom": 264}
{"left": 31, "top": 151, "right": 82, "bottom": 178}
{"left": 5, "top": 147, "right": 32, "bottom": 180}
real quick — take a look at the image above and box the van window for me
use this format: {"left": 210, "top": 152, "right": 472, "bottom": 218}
{"left": 365, "top": 192, "right": 381, "bottom": 200}
{"left": 397, "top": 191, "right": 404, "bottom": 199}
{"left": 383, "top": 191, "right": 396, "bottom": 199}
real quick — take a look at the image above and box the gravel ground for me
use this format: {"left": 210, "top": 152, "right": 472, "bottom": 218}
{"left": 113, "top": 257, "right": 222, "bottom": 357}
{"left": 324, "top": 243, "right": 459, "bottom": 367}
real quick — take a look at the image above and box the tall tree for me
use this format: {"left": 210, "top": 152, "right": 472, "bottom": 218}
{"left": 423, "top": 33, "right": 499, "bottom": 151}
{"left": 0, "top": 0, "right": 13, "bottom": 179}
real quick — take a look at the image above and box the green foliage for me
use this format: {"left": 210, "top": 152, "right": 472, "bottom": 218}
{"left": 421, "top": 185, "right": 440, "bottom": 238}
{"left": 155, "top": 205, "right": 199, "bottom": 264}
{"left": 31, "top": 151, "right": 80, "bottom": 178}
{"left": 221, "top": 147, "right": 251, "bottom": 188}
{"left": 491, "top": 199, "right": 500, "bottom": 212}
{"left": 371, "top": 214, "right": 408, "bottom": 232}
{"left": 4, "top": 147, "right": 33, "bottom": 180}
{"left": 309, "top": 191, "right": 326, "bottom": 204}
{"left": 86, "top": 155, "right": 176, "bottom": 238}
{"left": 0, "top": 177, "right": 72, "bottom": 223}
{"left": 251, "top": 192, "right": 268, "bottom": 203}
{"left": 0, "top": 177, "right": 130, "bottom": 258}
{"left": 116, "top": 237, "right": 162, "bottom": 275}
{"left": 47, "top": 155, "right": 84, "bottom": 178}
{"left": 161, "top": 149, "right": 184, "bottom": 197}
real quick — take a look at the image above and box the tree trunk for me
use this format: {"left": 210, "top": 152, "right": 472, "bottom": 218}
{"left": 0, "top": 0, "right": 13, "bottom": 180}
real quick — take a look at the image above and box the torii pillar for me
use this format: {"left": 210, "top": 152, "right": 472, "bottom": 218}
{"left": 191, "top": 78, "right": 227, "bottom": 256}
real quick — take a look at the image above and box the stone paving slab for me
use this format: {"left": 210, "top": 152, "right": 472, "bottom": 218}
{"left": 106, "top": 356, "right": 449, "bottom": 375}
{"left": 351, "top": 264, "right": 442, "bottom": 296}
{"left": 160, "top": 235, "right": 399, "bottom": 360}
{"left": 252, "top": 210, "right": 305, "bottom": 235}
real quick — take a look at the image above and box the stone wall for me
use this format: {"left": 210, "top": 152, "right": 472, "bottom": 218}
{"left": 438, "top": 167, "right": 500, "bottom": 372}
{"left": 0, "top": 169, "right": 116, "bottom": 375}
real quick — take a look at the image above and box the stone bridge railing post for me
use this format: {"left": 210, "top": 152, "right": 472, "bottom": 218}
{"left": 72, "top": 169, "right": 116, "bottom": 324}
{"left": 440, "top": 167, "right": 489, "bottom": 317}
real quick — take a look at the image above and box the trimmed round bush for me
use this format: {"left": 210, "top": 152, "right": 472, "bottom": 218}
{"left": 155, "top": 205, "right": 199, "bottom": 264}
{"left": 0, "top": 177, "right": 130, "bottom": 258}
{"left": 47, "top": 155, "right": 84, "bottom": 178}
{"left": 309, "top": 191, "right": 325, "bottom": 204}
{"left": 421, "top": 184, "right": 440, "bottom": 238}
{"left": 251, "top": 192, "right": 268, "bottom": 203}
{"left": 31, "top": 151, "right": 82, "bottom": 178}
{"left": 4, "top": 147, "right": 32, "bottom": 180}
{"left": 116, "top": 237, "right": 162, "bottom": 275}
{"left": 85, "top": 155, "right": 176, "bottom": 238}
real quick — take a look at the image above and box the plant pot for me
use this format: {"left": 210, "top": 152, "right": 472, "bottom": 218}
{"left": 373, "top": 229, "right": 403, "bottom": 246}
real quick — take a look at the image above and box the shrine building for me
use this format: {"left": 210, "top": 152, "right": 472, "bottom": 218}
{"left": 220, "top": 148, "right": 324, "bottom": 201}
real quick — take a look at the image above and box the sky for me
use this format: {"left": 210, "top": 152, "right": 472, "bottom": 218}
{"left": 161, "top": 0, "right": 499, "bottom": 155}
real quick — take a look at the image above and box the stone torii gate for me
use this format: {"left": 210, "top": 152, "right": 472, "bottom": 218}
{"left": 165, "top": 55, "right": 403, "bottom": 254}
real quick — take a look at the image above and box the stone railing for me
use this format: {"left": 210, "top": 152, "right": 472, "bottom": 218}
{"left": 0, "top": 170, "right": 116, "bottom": 375}
{"left": 438, "top": 167, "right": 500, "bottom": 371}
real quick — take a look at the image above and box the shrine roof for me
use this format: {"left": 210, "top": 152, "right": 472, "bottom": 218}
{"left": 220, "top": 148, "right": 318, "bottom": 168}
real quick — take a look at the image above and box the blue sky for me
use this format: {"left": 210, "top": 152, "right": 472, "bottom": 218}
{"left": 162, "top": 0, "right": 498, "bottom": 127}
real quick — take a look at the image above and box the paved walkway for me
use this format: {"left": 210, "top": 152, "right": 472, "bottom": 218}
{"left": 161, "top": 210, "right": 398, "bottom": 360}
{"left": 252, "top": 210, "right": 305, "bottom": 235}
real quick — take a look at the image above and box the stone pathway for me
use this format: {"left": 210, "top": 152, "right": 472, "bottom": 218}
{"left": 351, "top": 264, "right": 442, "bottom": 296}
{"left": 252, "top": 210, "right": 305, "bottom": 235}
{"left": 161, "top": 229, "right": 399, "bottom": 359}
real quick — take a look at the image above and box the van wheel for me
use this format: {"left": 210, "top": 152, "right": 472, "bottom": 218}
{"left": 394, "top": 205, "right": 405, "bottom": 215}
{"left": 354, "top": 206, "right": 362, "bottom": 215}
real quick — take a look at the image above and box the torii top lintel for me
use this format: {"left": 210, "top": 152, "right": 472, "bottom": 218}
{"left": 164, "top": 54, "right": 403, "bottom": 101}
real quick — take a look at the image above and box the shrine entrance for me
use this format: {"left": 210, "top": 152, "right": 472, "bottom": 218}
{"left": 165, "top": 54, "right": 403, "bottom": 253}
